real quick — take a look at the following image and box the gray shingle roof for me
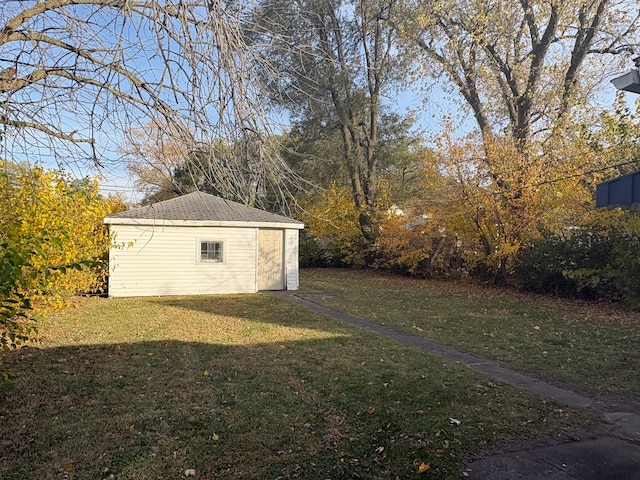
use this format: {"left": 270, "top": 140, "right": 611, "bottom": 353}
{"left": 106, "top": 192, "right": 303, "bottom": 225}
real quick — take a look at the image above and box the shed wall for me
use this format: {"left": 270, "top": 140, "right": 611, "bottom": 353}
{"left": 285, "top": 229, "right": 300, "bottom": 291}
{"left": 108, "top": 224, "right": 258, "bottom": 297}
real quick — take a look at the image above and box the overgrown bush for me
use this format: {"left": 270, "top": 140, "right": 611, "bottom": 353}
{"left": 299, "top": 231, "right": 337, "bottom": 267}
{"left": 0, "top": 161, "right": 126, "bottom": 374}
{"left": 0, "top": 235, "right": 43, "bottom": 357}
{"left": 0, "top": 162, "right": 125, "bottom": 304}
{"left": 373, "top": 210, "right": 465, "bottom": 278}
{"left": 298, "top": 184, "right": 369, "bottom": 268}
{"left": 515, "top": 215, "right": 640, "bottom": 308}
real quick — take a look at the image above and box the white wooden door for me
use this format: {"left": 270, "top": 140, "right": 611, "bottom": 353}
{"left": 258, "top": 229, "right": 284, "bottom": 290}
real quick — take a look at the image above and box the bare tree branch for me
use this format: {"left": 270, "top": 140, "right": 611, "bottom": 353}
{"left": 397, "top": 0, "right": 640, "bottom": 152}
{"left": 0, "top": 0, "right": 301, "bottom": 208}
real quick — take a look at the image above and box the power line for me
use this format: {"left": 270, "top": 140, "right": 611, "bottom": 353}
{"left": 530, "top": 159, "right": 640, "bottom": 189}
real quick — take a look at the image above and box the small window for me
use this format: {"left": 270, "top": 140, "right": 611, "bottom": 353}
{"left": 200, "top": 241, "right": 223, "bottom": 262}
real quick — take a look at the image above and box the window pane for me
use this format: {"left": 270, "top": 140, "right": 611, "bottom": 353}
{"left": 200, "top": 241, "right": 222, "bottom": 262}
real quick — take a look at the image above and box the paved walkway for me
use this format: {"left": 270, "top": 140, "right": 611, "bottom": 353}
{"left": 271, "top": 291, "right": 640, "bottom": 480}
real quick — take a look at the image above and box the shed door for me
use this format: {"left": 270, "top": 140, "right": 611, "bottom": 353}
{"left": 258, "top": 229, "right": 284, "bottom": 290}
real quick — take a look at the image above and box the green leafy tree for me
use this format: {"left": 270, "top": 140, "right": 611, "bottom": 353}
{"left": 580, "top": 94, "right": 640, "bottom": 182}
{"left": 283, "top": 112, "right": 427, "bottom": 204}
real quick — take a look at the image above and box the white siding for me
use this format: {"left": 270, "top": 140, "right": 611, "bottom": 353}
{"left": 108, "top": 224, "right": 258, "bottom": 297}
{"left": 285, "top": 228, "right": 300, "bottom": 291}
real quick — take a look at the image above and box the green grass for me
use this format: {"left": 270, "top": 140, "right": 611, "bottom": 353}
{"left": 298, "top": 268, "right": 640, "bottom": 403}
{"left": 1, "top": 293, "right": 591, "bottom": 480}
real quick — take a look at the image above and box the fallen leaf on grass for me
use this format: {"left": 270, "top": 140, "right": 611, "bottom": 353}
{"left": 449, "top": 417, "right": 461, "bottom": 426}
{"left": 185, "top": 468, "right": 196, "bottom": 477}
{"left": 373, "top": 445, "right": 387, "bottom": 463}
{"left": 417, "top": 462, "right": 430, "bottom": 474}
{"left": 367, "top": 406, "right": 376, "bottom": 414}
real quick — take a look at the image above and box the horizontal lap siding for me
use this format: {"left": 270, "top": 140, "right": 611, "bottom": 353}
{"left": 108, "top": 224, "right": 257, "bottom": 297}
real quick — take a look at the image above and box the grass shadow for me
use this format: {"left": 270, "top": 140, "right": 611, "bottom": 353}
{"left": 151, "top": 293, "right": 354, "bottom": 334}
{"left": 1, "top": 334, "right": 592, "bottom": 480}
{"left": 1, "top": 292, "right": 597, "bottom": 479}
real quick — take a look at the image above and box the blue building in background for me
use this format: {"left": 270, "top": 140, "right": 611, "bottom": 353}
{"left": 596, "top": 170, "right": 640, "bottom": 211}
{"left": 596, "top": 60, "right": 640, "bottom": 211}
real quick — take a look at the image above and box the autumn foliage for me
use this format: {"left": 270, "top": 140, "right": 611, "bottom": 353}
{"left": 299, "top": 184, "right": 369, "bottom": 268}
{"left": 301, "top": 114, "right": 640, "bottom": 308}
{"left": 0, "top": 161, "right": 125, "bottom": 359}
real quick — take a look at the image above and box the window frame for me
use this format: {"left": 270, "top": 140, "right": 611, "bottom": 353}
{"left": 197, "top": 239, "right": 225, "bottom": 264}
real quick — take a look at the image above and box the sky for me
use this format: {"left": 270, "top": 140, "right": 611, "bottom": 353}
{"left": 93, "top": 85, "right": 470, "bottom": 203}
{"left": 3, "top": 61, "right": 632, "bottom": 206}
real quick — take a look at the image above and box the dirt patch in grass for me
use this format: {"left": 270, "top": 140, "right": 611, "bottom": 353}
{"left": 1, "top": 294, "right": 594, "bottom": 479}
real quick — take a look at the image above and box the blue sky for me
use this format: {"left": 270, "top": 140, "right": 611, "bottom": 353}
{"left": 4, "top": 67, "right": 628, "bottom": 206}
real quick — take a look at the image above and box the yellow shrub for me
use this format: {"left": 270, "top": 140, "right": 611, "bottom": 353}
{"left": 0, "top": 161, "right": 125, "bottom": 310}
{"left": 299, "top": 184, "right": 368, "bottom": 267}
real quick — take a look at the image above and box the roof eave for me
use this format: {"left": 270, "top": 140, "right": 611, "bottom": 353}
{"left": 104, "top": 217, "right": 305, "bottom": 229}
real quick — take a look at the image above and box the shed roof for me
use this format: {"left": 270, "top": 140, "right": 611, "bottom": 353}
{"left": 105, "top": 192, "right": 304, "bottom": 227}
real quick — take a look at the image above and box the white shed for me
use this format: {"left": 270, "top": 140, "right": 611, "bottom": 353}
{"left": 104, "top": 192, "right": 304, "bottom": 297}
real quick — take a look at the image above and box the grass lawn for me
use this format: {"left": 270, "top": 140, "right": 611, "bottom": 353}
{"left": 1, "top": 292, "right": 592, "bottom": 480}
{"left": 299, "top": 268, "right": 640, "bottom": 403}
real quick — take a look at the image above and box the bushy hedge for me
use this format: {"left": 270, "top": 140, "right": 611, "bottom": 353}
{"left": 1, "top": 161, "right": 126, "bottom": 374}
{"left": 515, "top": 220, "right": 640, "bottom": 308}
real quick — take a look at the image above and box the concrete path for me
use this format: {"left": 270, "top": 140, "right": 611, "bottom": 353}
{"left": 271, "top": 291, "right": 640, "bottom": 480}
